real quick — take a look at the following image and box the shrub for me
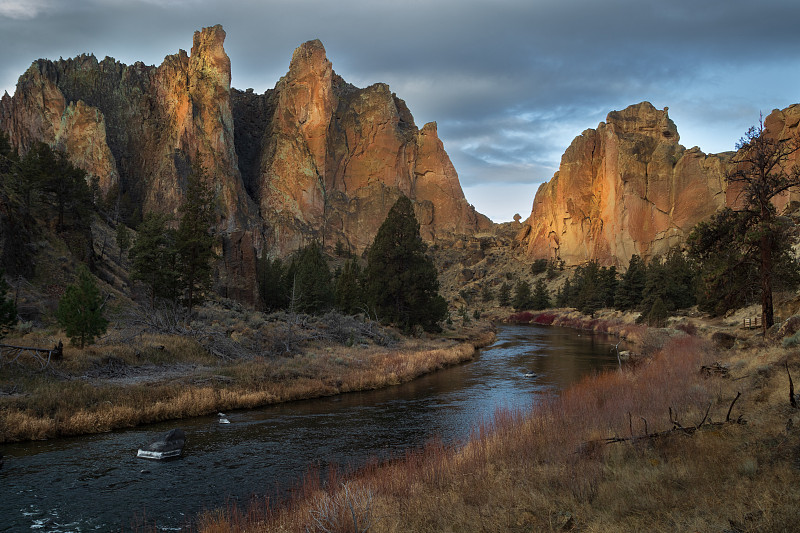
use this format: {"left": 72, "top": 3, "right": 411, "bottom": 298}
{"left": 509, "top": 311, "right": 535, "bottom": 323}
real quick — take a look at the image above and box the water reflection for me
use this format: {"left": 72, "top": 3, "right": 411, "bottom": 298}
{"left": 0, "top": 324, "right": 618, "bottom": 531}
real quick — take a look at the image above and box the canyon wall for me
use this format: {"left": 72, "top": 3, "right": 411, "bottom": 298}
{"left": 516, "top": 102, "right": 733, "bottom": 265}
{"left": 0, "top": 26, "right": 489, "bottom": 302}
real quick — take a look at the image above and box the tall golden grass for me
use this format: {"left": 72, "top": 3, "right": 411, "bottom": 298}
{"left": 0, "top": 333, "right": 487, "bottom": 443}
{"left": 197, "top": 333, "right": 800, "bottom": 532}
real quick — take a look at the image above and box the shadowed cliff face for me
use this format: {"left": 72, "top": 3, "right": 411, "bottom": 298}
{"left": 516, "top": 102, "right": 735, "bottom": 265}
{"left": 0, "top": 27, "right": 489, "bottom": 303}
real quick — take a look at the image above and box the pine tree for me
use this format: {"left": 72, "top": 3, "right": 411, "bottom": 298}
{"left": 116, "top": 223, "right": 131, "bottom": 263}
{"left": 176, "top": 159, "right": 216, "bottom": 312}
{"left": 0, "top": 269, "right": 17, "bottom": 339}
{"left": 335, "top": 258, "right": 363, "bottom": 315}
{"left": 725, "top": 118, "right": 800, "bottom": 333}
{"left": 258, "top": 256, "right": 288, "bottom": 311}
{"left": 645, "top": 296, "right": 669, "bottom": 328}
{"left": 130, "top": 213, "right": 179, "bottom": 307}
{"left": 17, "top": 143, "right": 93, "bottom": 230}
{"left": 56, "top": 265, "right": 108, "bottom": 348}
{"left": 531, "top": 278, "right": 552, "bottom": 310}
{"left": 363, "top": 196, "right": 447, "bottom": 332}
{"left": 290, "top": 241, "right": 334, "bottom": 314}
{"left": 498, "top": 282, "right": 512, "bottom": 307}
{"left": 513, "top": 280, "right": 532, "bottom": 310}
{"left": 615, "top": 255, "right": 647, "bottom": 311}
{"left": 481, "top": 285, "right": 494, "bottom": 303}
{"left": 556, "top": 278, "right": 571, "bottom": 307}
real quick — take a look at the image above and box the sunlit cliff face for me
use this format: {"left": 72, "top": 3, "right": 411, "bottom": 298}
{"left": 517, "top": 102, "right": 729, "bottom": 266}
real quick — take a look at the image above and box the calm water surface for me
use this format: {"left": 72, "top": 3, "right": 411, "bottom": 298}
{"left": 0, "top": 324, "right": 618, "bottom": 531}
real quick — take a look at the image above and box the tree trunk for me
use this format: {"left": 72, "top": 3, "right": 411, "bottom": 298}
{"left": 761, "top": 225, "right": 774, "bottom": 336}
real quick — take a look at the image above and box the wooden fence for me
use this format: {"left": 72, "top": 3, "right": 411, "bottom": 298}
{"left": 742, "top": 317, "right": 762, "bottom": 329}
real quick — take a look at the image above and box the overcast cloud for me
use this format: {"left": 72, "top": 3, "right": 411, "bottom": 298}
{"left": 2, "top": 0, "right": 799, "bottom": 221}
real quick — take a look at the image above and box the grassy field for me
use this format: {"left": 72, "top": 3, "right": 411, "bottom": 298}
{"left": 196, "top": 324, "right": 800, "bottom": 532}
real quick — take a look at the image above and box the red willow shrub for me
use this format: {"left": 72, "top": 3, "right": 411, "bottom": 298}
{"left": 532, "top": 313, "right": 556, "bottom": 325}
{"left": 508, "top": 311, "right": 535, "bottom": 323}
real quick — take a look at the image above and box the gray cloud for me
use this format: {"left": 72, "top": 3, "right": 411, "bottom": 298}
{"left": 2, "top": 0, "right": 800, "bottom": 221}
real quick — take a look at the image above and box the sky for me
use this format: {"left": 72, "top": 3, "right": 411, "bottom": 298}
{"left": 2, "top": 0, "right": 800, "bottom": 222}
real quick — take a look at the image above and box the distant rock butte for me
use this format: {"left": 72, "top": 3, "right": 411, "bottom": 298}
{"left": 0, "top": 26, "right": 489, "bottom": 302}
{"left": 515, "top": 101, "right": 800, "bottom": 266}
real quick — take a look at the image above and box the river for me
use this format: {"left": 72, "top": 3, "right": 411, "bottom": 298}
{"left": 0, "top": 324, "right": 619, "bottom": 531}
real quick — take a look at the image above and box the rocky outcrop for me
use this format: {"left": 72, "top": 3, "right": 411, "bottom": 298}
{"left": 516, "top": 102, "right": 732, "bottom": 265}
{"left": 0, "top": 26, "right": 257, "bottom": 231}
{"left": 235, "top": 39, "right": 490, "bottom": 254}
{"left": 1, "top": 27, "right": 488, "bottom": 304}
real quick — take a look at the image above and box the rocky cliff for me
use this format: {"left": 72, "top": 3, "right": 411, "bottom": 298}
{"left": 232, "top": 39, "right": 490, "bottom": 254}
{"left": 516, "top": 102, "right": 736, "bottom": 265}
{"left": 0, "top": 26, "right": 489, "bottom": 302}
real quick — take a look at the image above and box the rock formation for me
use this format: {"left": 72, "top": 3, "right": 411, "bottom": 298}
{"left": 516, "top": 102, "right": 734, "bottom": 265}
{"left": 233, "top": 39, "right": 490, "bottom": 254}
{"left": 1, "top": 26, "right": 489, "bottom": 303}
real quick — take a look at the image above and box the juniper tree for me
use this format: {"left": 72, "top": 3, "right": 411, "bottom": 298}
{"left": 116, "top": 223, "right": 131, "bottom": 263}
{"left": 498, "top": 282, "right": 512, "bottom": 307}
{"left": 513, "top": 280, "right": 532, "bottom": 311}
{"left": 130, "top": 213, "right": 179, "bottom": 307}
{"left": 176, "top": 159, "right": 216, "bottom": 312}
{"left": 257, "top": 256, "right": 288, "bottom": 311}
{"left": 531, "top": 278, "right": 552, "bottom": 310}
{"left": 0, "top": 269, "right": 17, "bottom": 339}
{"left": 334, "top": 258, "right": 363, "bottom": 315}
{"left": 724, "top": 118, "right": 800, "bottom": 333}
{"left": 363, "top": 196, "right": 447, "bottom": 332}
{"left": 614, "top": 255, "right": 646, "bottom": 311}
{"left": 289, "top": 241, "right": 334, "bottom": 314}
{"left": 56, "top": 265, "right": 108, "bottom": 348}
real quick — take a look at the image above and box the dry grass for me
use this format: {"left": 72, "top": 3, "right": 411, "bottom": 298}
{"left": 0, "top": 322, "right": 491, "bottom": 442}
{"left": 198, "top": 330, "right": 800, "bottom": 532}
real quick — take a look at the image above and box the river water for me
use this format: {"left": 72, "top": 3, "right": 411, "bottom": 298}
{"left": 0, "top": 324, "right": 619, "bottom": 531}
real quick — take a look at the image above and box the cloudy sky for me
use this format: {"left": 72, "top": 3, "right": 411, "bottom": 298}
{"left": 2, "top": 0, "right": 800, "bottom": 222}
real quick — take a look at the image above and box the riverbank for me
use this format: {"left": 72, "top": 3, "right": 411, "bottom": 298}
{"left": 0, "top": 319, "right": 496, "bottom": 443}
{"left": 198, "top": 316, "right": 800, "bottom": 531}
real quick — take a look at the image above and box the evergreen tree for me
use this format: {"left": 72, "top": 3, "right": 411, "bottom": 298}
{"left": 481, "top": 285, "right": 494, "bottom": 303}
{"left": 531, "top": 278, "right": 552, "bottom": 310}
{"left": 546, "top": 261, "right": 559, "bottom": 280}
{"left": 645, "top": 296, "right": 669, "bottom": 328}
{"left": 56, "top": 265, "right": 108, "bottom": 348}
{"left": 600, "top": 266, "right": 618, "bottom": 308}
{"left": 116, "top": 223, "right": 131, "bottom": 263}
{"left": 290, "top": 241, "right": 334, "bottom": 314}
{"left": 725, "top": 119, "right": 800, "bottom": 333}
{"left": 615, "top": 255, "right": 647, "bottom": 311}
{"left": 334, "top": 258, "right": 363, "bottom": 315}
{"left": 363, "top": 196, "right": 447, "bottom": 332}
{"left": 662, "top": 249, "right": 697, "bottom": 310}
{"left": 513, "top": 280, "right": 532, "bottom": 310}
{"left": 0, "top": 131, "right": 17, "bottom": 176}
{"left": 573, "top": 261, "right": 604, "bottom": 316}
{"left": 130, "top": 213, "right": 179, "bottom": 307}
{"left": 16, "top": 143, "right": 93, "bottom": 230}
{"left": 498, "top": 282, "right": 512, "bottom": 307}
{"left": 176, "top": 159, "right": 216, "bottom": 312}
{"left": 642, "top": 249, "right": 697, "bottom": 313}
{"left": 531, "top": 259, "right": 548, "bottom": 275}
{"left": 688, "top": 207, "right": 799, "bottom": 317}
{"left": 257, "top": 256, "right": 288, "bottom": 311}
{"left": 0, "top": 269, "right": 17, "bottom": 339}
{"left": 556, "top": 278, "right": 571, "bottom": 307}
